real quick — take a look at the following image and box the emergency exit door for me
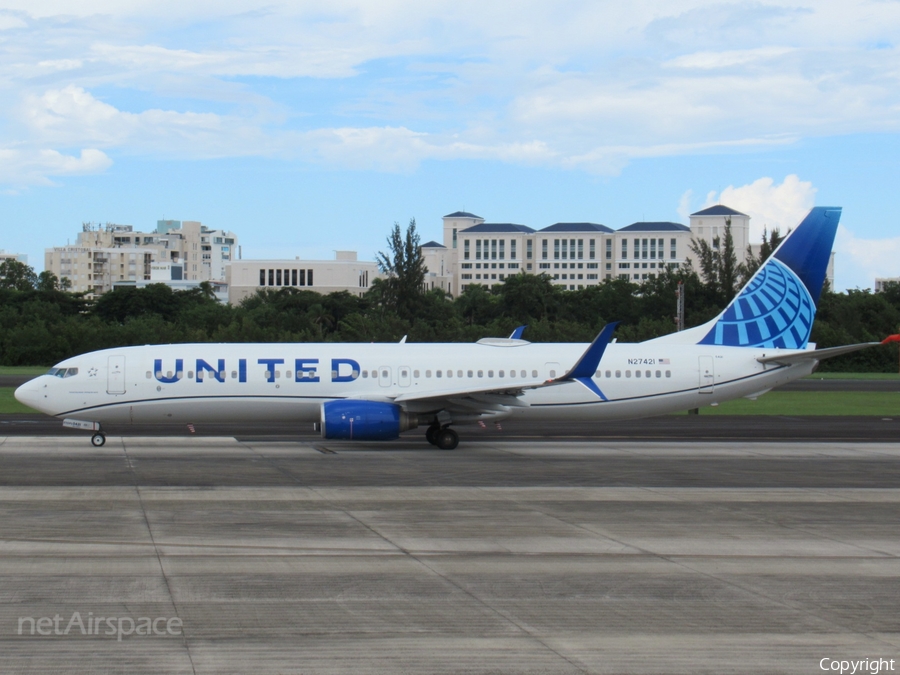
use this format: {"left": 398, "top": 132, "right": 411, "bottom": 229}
{"left": 107, "top": 355, "right": 126, "bottom": 395}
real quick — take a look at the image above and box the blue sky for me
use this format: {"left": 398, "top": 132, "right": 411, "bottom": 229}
{"left": 1, "top": 1, "right": 899, "bottom": 290}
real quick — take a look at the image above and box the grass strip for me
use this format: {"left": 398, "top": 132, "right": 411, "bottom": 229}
{"left": 808, "top": 372, "right": 900, "bottom": 380}
{"left": 0, "top": 366, "right": 48, "bottom": 376}
{"left": 0, "top": 388, "right": 40, "bottom": 414}
{"left": 693, "top": 391, "right": 899, "bottom": 416}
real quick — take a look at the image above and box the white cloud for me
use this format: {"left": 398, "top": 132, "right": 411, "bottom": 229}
{"left": 3, "top": 1, "right": 900, "bottom": 182}
{"left": 21, "top": 86, "right": 273, "bottom": 158}
{"left": 677, "top": 189, "right": 693, "bottom": 222}
{"left": 664, "top": 47, "right": 797, "bottom": 70}
{"left": 702, "top": 175, "right": 818, "bottom": 242}
{"left": 0, "top": 14, "right": 27, "bottom": 30}
{"left": 0, "top": 147, "right": 111, "bottom": 186}
{"left": 834, "top": 225, "right": 900, "bottom": 291}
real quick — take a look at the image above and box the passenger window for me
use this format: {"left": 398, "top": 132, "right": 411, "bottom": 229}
{"left": 219, "top": 371, "right": 226, "bottom": 380}
{"left": 549, "top": 370, "right": 556, "bottom": 378}
{"left": 188, "top": 371, "right": 194, "bottom": 379}
{"left": 521, "top": 370, "right": 526, "bottom": 378}
{"left": 531, "top": 370, "right": 538, "bottom": 378}
{"left": 275, "top": 371, "right": 281, "bottom": 379}
{"left": 605, "top": 370, "right": 611, "bottom": 378}
{"left": 146, "top": 371, "right": 152, "bottom": 379}
{"left": 426, "top": 370, "right": 432, "bottom": 378}
{"left": 286, "top": 371, "right": 293, "bottom": 379}
{"left": 477, "top": 370, "right": 483, "bottom": 378}
{"left": 381, "top": 370, "right": 388, "bottom": 379}
{"left": 499, "top": 370, "right": 505, "bottom": 377}
{"left": 666, "top": 370, "right": 671, "bottom": 378}
{"left": 362, "top": 370, "right": 368, "bottom": 378}
{"left": 457, "top": 370, "right": 463, "bottom": 378}
{"left": 414, "top": 370, "right": 420, "bottom": 378}
{"left": 468, "top": 370, "right": 473, "bottom": 377}
{"left": 615, "top": 370, "right": 621, "bottom": 378}
{"left": 231, "top": 371, "right": 238, "bottom": 379}
{"left": 436, "top": 370, "right": 442, "bottom": 378}
{"left": 655, "top": 370, "right": 661, "bottom": 378}
{"left": 636, "top": 370, "right": 641, "bottom": 378}
{"left": 488, "top": 370, "right": 494, "bottom": 377}
{"left": 166, "top": 371, "right": 173, "bottom": 379}
{"left": 625, "top": 370, "right": 631, "bottom": 378}
{"left": 645, "top": 370, "right": 651, "bottom": 378}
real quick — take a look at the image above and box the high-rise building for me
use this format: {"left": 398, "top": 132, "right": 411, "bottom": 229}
{"left": 45, "top": 220, "right": 238, "bottom": 296}
{"left": 428, "top": 206, "right": 833, "bottom": 296}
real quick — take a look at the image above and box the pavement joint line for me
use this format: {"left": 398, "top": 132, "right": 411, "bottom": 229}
{"left": 632, "top": 488, "right": 900, "bottom": 651}
{"left": 704, "top": 490, "right": 900, "bottom": 561}
{"left": 236, "top": 437, "right": 592, "bottom": 674}
{"left": 121, "top": 437, "right": 198, "bottom": 675}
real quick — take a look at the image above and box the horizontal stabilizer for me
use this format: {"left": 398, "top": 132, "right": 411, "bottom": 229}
{"left": 757, "top": 342, "right": 881, "bottom": 365}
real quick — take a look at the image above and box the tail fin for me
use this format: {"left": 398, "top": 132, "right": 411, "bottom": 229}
{"left": 650, "top": 206, "right": 841, "bottom": 349}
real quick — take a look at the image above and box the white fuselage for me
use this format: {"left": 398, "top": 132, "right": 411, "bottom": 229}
{"left": 15, "top": 341, "right": 813, "bottom": 428}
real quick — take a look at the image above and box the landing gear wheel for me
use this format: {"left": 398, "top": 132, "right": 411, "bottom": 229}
{"left": 425, "top": 424, "right": 440, "bottom": 446}
{"left": 91, "top": 433, "right": 106, "bottom": 447}
{"left": 435, "top": 427, "right": 459, "bottom": 450}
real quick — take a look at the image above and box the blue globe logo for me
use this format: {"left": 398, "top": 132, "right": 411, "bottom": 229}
{"left": 700, "top": 258, "right": 815, "bottom": 348}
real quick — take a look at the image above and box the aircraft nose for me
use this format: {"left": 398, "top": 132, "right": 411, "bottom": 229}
{"left": 14, "top": 379, "right": 48, "bottom": 412}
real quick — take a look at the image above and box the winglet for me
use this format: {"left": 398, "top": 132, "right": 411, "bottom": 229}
{"left": 550, "top": 322, "right": 619, "bottom": 398}
{"left": 508, "top": 325, "right": 528, "bottom": 340}
{"left": 882, "top": 334, "right": 900, "bottom": 345}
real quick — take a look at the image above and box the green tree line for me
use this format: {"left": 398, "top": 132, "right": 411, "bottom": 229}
{"left": 1, "top": 228, "right": 898, "bottom": 371}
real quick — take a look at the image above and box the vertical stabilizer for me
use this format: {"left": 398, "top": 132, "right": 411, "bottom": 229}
{"left": 646, "top": 206, "right": 841, "bottom": 349}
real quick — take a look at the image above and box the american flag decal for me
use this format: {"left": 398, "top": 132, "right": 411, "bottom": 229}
{"left": 659, "top": 358, "right": 670, "bottom": 364}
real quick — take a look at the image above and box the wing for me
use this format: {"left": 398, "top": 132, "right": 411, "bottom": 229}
{"left": 389, "top": 323, "right": 618, "bottom": 421}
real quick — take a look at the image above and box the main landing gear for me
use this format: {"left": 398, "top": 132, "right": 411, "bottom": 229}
{"left": 91, "top": 432, "right": 106, "bottom": 447}
{"left": 425, "top": 423, "right": 459, "bottom": 450}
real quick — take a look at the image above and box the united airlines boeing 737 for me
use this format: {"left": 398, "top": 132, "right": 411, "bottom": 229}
{"left": 14, "top": 207, "right": 890, "bottom": 449}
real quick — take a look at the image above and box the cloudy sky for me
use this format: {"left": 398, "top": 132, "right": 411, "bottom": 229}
{"left": 1, "top": 0, "right": 899, "bottom": 290}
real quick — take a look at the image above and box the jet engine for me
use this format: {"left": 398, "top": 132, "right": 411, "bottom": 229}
{"left": 320, "top": 400, "right": 418, "bottom": 440}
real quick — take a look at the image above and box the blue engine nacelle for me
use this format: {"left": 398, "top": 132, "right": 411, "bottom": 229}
{"left": 320, "top": 400, "right": 418, "bottom": 440}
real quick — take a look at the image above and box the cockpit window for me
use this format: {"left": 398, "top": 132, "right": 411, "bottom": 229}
{"left": 46, "top": 367, "right": 78, "bottom": 378}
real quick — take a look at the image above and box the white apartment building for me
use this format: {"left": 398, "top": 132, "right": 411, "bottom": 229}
{"left": 226, "top": 251, "right": 380, "bottom": 305}
{"left": 45, "top": 220, "right": 238, "bottom": 296}
{"left": 876, "top": 278, "right": 900, "bottom": 293}
{"left": 0, "top": 250, "right": 27, "bottom": 264}
{"left": 438, "top": 211, "right": 692, "bottom": 296}
{"left": 432, "top": 205, "right": 834, "bottom": 296}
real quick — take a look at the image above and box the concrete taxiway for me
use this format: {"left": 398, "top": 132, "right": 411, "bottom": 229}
{"left": 0, "top": 435, "right": 898, "bottom": 674}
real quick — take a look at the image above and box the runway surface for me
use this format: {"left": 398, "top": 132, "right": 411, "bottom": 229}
{"left": 4, "top": 412, "right": 900, "bottom": 443}
{"left": 0, "top": 434, "right": 898, "bottom": 674}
